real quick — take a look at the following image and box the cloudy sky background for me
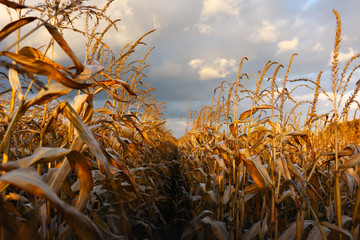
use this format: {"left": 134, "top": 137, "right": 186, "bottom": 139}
{"left": 2, "top": 0, "right": 360, "bottom": 138}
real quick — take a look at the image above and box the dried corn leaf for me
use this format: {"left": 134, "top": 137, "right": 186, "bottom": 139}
{"left": 66, "top": 151, "right": 93, "bottom": 211}
{"left": 284, "top": 131, "right": 310, "bottom": 145}
{"left": 18, "top": 46, "right": 67, "bottom": 72}
{"left": 0, "top": 0, "right": 34, "bottom": 10}
{"left": 78, "top": 64, "right": 104, "bottom": 83}
{"left": 222, "top": 185, "right": 234, "bottom": 205}
{"left": 60, "top": 102, "right": 119, "bottom": 195}
{"left": 44, "top": 22, "right": 83, "bottom": 75}
{"left": 216, "top": 141, "right": 233, "bottom": 155}
{"left": 244, "top": 212, "right": 268, "bottom": 240}
{"left": 3, "top": 52, "right": 89, "bottom": 89}
{"left": 206, "top": 190, "right": 217, "bottom": 204}
{"left": 306, "top": 225, "right": 330, "bottom": 240}
{"left": 347, "top": 168, "right": 360, "bottom": 184}
{"left": 239, "top": 105, "right": 275, "bottom": 121}
{"left": 0, "top": 147, "right": 71, "bottom": 172}
{"left": 286, "top": 158, "right": 305, "bottom": 182}
{"left": 341, "top": 215, "right": 352, "bottom": 226}
{"left": 322, "top": 144, "right": 356, "bottom": 157}
{"left": 181, "top": 212, "right": 228, "bottom": 240}
{"left": 339, "top": 152, "right": 360, "bottom": 172}
{"left": 0, "top": 17, "right": 37, "bottom": 42}
{"left": 244, "top": 156, "right": 274, "bottom": 190}
{"left": 278, "top": 220, "right": 315, "bottom": 240}
{"left": 0, "top": 168, "right": 103, "bottom": 240}
{"left": 8, "top": 66, "right": 23, "bottom": 100}
{"left": 116, "top": 79, "right": 136, "bottom": 96}
{"left": 24, "top": 82, "right": 72, "bottom": 108}
{"left": 277, "top": 189, "right": 291, "bottom": 204}
{"left": 320, "top": 221, "right": 353, "bottom": 239}
{"left": 243, "top": 157, "right": 266, "bottom": 190}
{"left": 99, "top": 79, "right": 137, "bottom": 96}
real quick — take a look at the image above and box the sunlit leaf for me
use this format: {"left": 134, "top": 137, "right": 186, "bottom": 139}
{"left": 0, "top": 17, "right": 37, "bottom": 42}
{"left": 8, "top": 65, "right": 23, "bottom": 100}
{"left": 44, "top": 22, "right": 83, "bottom": 75}
{"left": 239, "top": 105, "right": 276, "bottom": 121}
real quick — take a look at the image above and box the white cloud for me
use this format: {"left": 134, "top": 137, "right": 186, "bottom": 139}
{"left": 188, "top": 59, "right": 204, "bottom": 69}
{"left": 150, "top": 60, "right": 182, "bottom": 77}
{"left": 328, "top": 47, "right": 355, "bottom": 65}
{"left": 338, "top": 47, "right": 355, "bottom": 62}
{"left": 252, "top": 20, "right": 277, "bottom": 43}
{"left": 195, "top": 23, "right": 213, "bottom": 34}
{"left": 200, "top": 0, "right": 240, "bottom": 20}
{"left": 166, "top": 118, "right": 187, "bottom": 138}
{"left": 119, "top": 0, "right": 133, "bottom": 17}
{"left": 277, "top": 37, "right": 299, "bottom": 53}
{"left": 312, "top": 42, "right": 324, "bottom": 51}
{"left": 189, "top": 58, "right": 237, "bottom": 80}
{"left": 151, "top": 14, "right": 161, "bottom": 29}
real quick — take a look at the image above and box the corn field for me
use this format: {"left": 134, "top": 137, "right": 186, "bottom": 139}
{"left": 1, "top": 1, "right": 360, "bottom": 240}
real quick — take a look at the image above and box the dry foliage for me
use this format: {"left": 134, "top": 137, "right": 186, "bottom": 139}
{"left": 0, "top": 1, "right": 178, "bottom": 239}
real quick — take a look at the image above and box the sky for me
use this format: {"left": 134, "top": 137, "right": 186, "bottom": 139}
{"left": 2, "top": 0, "right": 360, "bottom": 138}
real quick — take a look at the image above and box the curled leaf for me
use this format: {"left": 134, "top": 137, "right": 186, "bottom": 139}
{"left": 0, "top": 17, "right": 37, "bottom": 42}
{"left": 239, "top": 105, "right": 276, "bottom": 121}
{"left": 0, "top": 168, "right": 103, "bottom": 240}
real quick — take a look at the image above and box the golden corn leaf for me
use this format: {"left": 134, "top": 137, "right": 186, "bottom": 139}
{"left": 286, "top": 158, "right": 305, "bottom": 182}
{"left": 3, "top": 52, "right": 89, "bottom": 89}
{"left": 0, "top": 168, "right": 103, "bottom": 240}
{"left": 284, "top": 131, "right": 310, "bottom": 146}
{"left": 18, "top": 46, "right": 67, "bottom": 72}
{"left": 0, "top": 147, "right": 71, "bottom": 172}
{"left": 322, "top": 144, "right": 356, "bottom": 157}
{"left": 243, "top": 158, "right": 266, "bottom": 190}
{"left": 60, "top": 102, "right": 120, "bottom": 195}
{"left": 0, "top": 0, "right": 38, "bottom": 10}
{"left": 66, "top": 150, "right": 93, "bottom": 211}
{"left": 0, "top": 17, "right": 36, "bottom": 41}
{"left": 8, "top": 66, "right": 23, "bottom": 100}
{"left": 44, "top": 22, "right": 83, "bottom": 75}
{"left": 239, "top": 105, "right": 275, "bottom": 121}
{"left": 24, "top": 82, "right": 72, "bottom": 108}
{"left": 244, "top": 156, "right": 274, "bottom": 190}
{"left": 339, "top": 152, "right": 360, "bottom": 172}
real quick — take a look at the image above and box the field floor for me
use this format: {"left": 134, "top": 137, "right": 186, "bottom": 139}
{"left": 131, "top": 156, "right": 191, "bottom": 240}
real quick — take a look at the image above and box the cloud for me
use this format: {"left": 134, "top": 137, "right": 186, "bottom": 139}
{"left": 166, "top": 118, "right": 188, "bottom": 138}
{"left": 189, "top": 58, "right": 237, "bottom": 80}
{"left": 338, "top": 47, "right": 355, "bottom": 62}
{"left": 200, "top": 0, "right": 240, "bottom": 20}
{"left": 328, "top": 47, "right": 355, "bottom": 65}
{"left": 252, "top": 20, "right": 278, "bottom": 43}
{"left": 150, "top": 60, "right": 182, "bottom": 77}
{"left": 151, "top": 14, "right": 161, "bottom": 29}
{"left": 277, "top": 37, "right": 299, "bottom": 53}
{"left": 312, "top": 42, "right": 324, "bottom": 51}
{"left": 195, "top": 23, "right": 213, "bottom": 34}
